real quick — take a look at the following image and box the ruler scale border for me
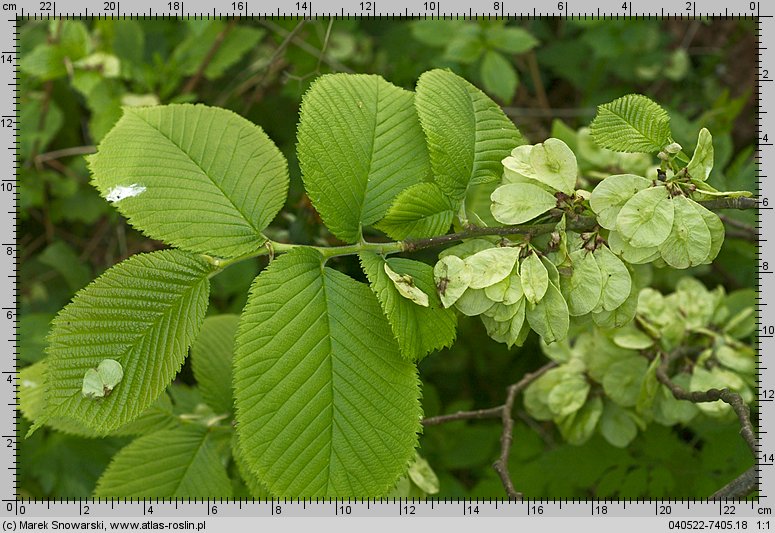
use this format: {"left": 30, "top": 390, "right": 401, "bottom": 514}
{"left": 4, "top": 0, "right": 770, "bottom": 522}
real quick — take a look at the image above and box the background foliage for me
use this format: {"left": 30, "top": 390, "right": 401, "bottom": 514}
{"left": 19, "top": 17, "right": 757, "bottom": 498}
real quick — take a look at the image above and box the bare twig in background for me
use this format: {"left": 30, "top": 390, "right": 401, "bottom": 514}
{"left": 719, "top": 214, "right": 758, "bottom": 242}
{"left": 238, "top": 20, "right": 308, "bottom": 113}
{"left": 656, "top": 351, "right": 757, "bottom": 458}
{"left": 33, "top": 145, "right": 96, "bottom": 165}
{"left": 258, "top": 19, "right": 354, "bottom": 74}
{"left": 700, "top": 197, "right": 759, "bottom": 210}
{"left": 182, "top": 20, "right": 237, "bottom": 95}
{"left": 526, "top": 50, "right": 551, "bottom": 112}
{"left": 710, "top": 466, "right": 758, "bottom": 500}
{"left": 656, "top": 350, "right": 758, "bottom": 499}
{"left": 422, "top": 361, "right": 558, "bottom": 500}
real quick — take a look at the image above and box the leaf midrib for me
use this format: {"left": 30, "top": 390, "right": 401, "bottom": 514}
{"left": 605, "top": 105, "right": 665, "bottom": 148}
{"left": 55, "top": 265, "right": 208, "bottom": 419}
{"left": 133, "top": 110, "right": 265, "bottom": 238}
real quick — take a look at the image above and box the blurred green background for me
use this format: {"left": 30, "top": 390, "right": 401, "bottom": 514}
{"left": 18, "top": 17, "right": 757, "bottom": 498}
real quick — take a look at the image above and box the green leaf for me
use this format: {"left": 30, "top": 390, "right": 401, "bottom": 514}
{"left": 480, "top": 51, "right": 518, "bottom": 103}
{"left": 528, "top": 138, "right": 578, "bottom": 194}
{"left": 416, "top": 69, "right": 524, "bottom": 202}
{"left": 590, "top": 174, "right": 652, "bottom": 230}
{"left": 191, "top": 315, "right": 239, "bottom": 414}
{"left": 42, "top": 250, "right": 212, "bottom": 434}
{"left": 590, "top": 94, "right": 672, "bottom": 153}
{"left": 599, "top": 401, "right": 638, "bottom": 448}
{"left": 444, "top": 27, "right": 485, "bottom": 63}
{"left": 594, "top": 246, "right": 632, "bottom": 312}
{"left": 616, "top": 186, "right": 675, "bottom": 248}
{"left": 464, "top": 247, "right": 520, "bottom": 289}
{"left": 360, "top": 253, "right": 457, "bottom": 361}
{"left": 520, "top": 253, "right": 549, "bottom": 304}
{"left": 298, "top": 74, "right": 429, "bottom": 243}
{"left": 376, "top": 183, "right": 454, "bottom": 240}
{"left": 234, "top": 249, "right": 421, "bottom": 497}
{"left": 526, "top": 282, "right": 569, "bottom": 344}
{"left": 89, "top": 104, "right": 288, "bottom": 258}
{"left": 686, "top": 128, "right": 714, "bottom": 182}
{"left": 488, "top": 26, "right": 538, "bottom": 54}
{"left": 658, "top": 196, "right": 711, "bottom": 269}
{"left": 95, "top": 425, "right": 232, "bottom": 497}
{"left": 490, "top": 183, "right": 557, "bottom": 225}
{"left": 560, "top": 249, "right": 603, "bottom": 316}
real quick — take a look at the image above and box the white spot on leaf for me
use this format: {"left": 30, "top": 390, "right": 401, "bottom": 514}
{"left": 105, "top": 183, "right": 146, "bottom": 203}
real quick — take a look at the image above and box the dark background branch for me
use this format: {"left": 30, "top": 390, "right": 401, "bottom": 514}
{"left": 422, "top": 362, "right": 558, "bottom": 500}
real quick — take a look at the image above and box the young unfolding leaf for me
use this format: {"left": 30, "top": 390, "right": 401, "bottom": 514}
{"left": 89, "top": 105, "right": 288, "bottom": 258}
{"left": 383, "top": 263, "right": 430, "bottom": 307}
{"left": 520, "top": 253, "right": 549, "bottom": 304}
{"left": 560, "top": 249, "right": 603, "bottom": 316}
{"left": 590, "top": 174, "right": 652, "bottom": 230}
{"left": 434, "top": 255, "right": 472, "bottom": 308}
{"left": 590, "top": 94, "right": 672, "bottom": 153}
{"left": 361, "top": 253, "right": 457, "bottom": 361}
{"left": 528, "top": 138, "right": 578, "bottom": 194}
{"left": 298, "top": 74, "right": 429, "bottom": 243}
{"left": 416, "top": 69, "right": 524, "bottom": 201}
{"left": 616, "top": 186, "right": 675, "bottom": 248}
{"left": 686, "top": 128, "right": 714, "bottom": 182}
{"left": 594, "top": 246, "right": 632, "bottom": 312}
{"left": 658, "top": 196, "right": 711, "bottom": 269}
{"left": 464, "top": 247, "right": 520, "bottom": 289}
{"left": 490, "top": 182, "right": 557, "bottom": 225}
{"left": 81, "top": 359, "right": 124, "bottom": 399}
{"left": 376, "top": 182, "right": 454, "bottom": 240}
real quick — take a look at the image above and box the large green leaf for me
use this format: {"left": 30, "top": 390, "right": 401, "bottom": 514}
{"left": 234, "top": 249, "right": 421, "bottom": 496}
{"left": 297, "top": 74, "right": 430, "bottom": 243}
{"left": 590, "top": 94, "right": 672, "bottom": 153}
{"left": 376, "top": 182, "right": 454, "bottom": 240}
{"left": 360, "top": 253, "right": 457, "bottom": 361}
{"left": 415, "top": 69, "right": 524, "bottom": 202}
{"left": 89, "top": 104, "right": 288, "bottom": 258}
{"left": 95, "top": 425, "right": 232, "bottom": 497}
{"left": 42, "top": 250, "right": 212, "bottom": 434}
{"left": 191, "top": 315, "right": 239, "bottom": 414}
